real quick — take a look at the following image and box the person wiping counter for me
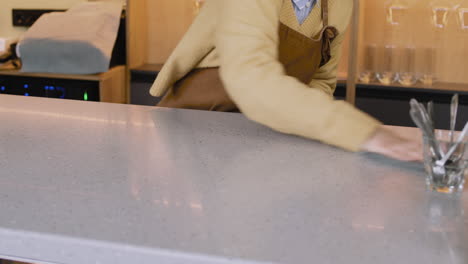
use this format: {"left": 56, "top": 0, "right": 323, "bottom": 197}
{"left": 150, "top": 0, "right": 422, "bottom": 162}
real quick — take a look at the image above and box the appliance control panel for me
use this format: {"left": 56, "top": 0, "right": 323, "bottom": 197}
{"left": 0, "top": 75, "right": 99, "bottom": 101}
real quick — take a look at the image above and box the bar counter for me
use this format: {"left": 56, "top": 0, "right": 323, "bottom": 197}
{"left": 0, "top": 95, "right": 466, "bottom": 264}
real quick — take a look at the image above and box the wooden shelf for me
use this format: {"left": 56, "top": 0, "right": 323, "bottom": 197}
{"left": 358, "top": 0, "right": 468, "bottom": 84}
{"left": 0, "top": 66, "right": 124, "bottom": 82}
{"left": 0, "top": 66, "right": 127, "bottom": 103}
{"left": 357, "top": 81, "right": 468, "bottom": 93}
{"left": 130, "top": 63, "right": 164, "bottom": 74}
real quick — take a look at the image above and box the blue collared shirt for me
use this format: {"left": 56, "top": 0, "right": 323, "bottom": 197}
{"left": 292, "top": 0, "right": 317, "bottom": 25}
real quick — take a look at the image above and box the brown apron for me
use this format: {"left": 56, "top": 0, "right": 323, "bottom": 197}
{"left": 158, "top": 0, "right": 338, "bottom": 112}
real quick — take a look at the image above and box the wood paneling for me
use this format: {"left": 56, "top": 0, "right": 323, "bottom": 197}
{"left": 145, "top": 0, "right": 196, "bottom": 64}
{"left": 359, "top": 0, "right": 468, "bottom": 85}
{"left": 100, "top": 65, "right": 127, "bottom": 103}
{"left": 127, "top": 0, "right": 148, "bottom": 68}
{"left": 337, "top": 30, "right": 350, "bottom": 79}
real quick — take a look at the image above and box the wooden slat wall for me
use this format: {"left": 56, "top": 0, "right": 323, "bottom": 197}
{"left": 359, "top": 0, "right": 468, "bottom": 84}
{"left": 145, "top": 0, "right": 196, "bottom": 64}
{"left": 337, "top": 30, "right": 350, "bottom": 79}
{"left": 128, "top": 0, "right": 468, "bottom": 85}
{"left": 127, "top": 0, "right": 149, "bottom": 68}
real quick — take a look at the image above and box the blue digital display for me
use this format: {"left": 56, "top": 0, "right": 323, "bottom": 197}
{"left": 57, "top": 87, "right": 65, "bottom": 99}
{"left": 1, "top": 76, "right": 97, "bottom": 101}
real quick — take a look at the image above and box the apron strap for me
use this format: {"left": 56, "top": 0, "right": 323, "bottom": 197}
{"left": 322, "top": 0, "right": 329, "bottom": 27}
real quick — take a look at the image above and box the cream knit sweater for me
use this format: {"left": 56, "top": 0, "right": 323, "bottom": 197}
{"left": 150, "top": 0, "right": 381, "bottom": 152}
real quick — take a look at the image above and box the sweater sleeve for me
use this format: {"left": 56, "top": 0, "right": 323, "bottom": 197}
{"left": 215, "top": 0, "right": 382, "bottom": 152}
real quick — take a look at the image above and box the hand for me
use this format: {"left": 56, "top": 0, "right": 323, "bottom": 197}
{"left": 360, "top": 125, "right": 423, "bottom": 162}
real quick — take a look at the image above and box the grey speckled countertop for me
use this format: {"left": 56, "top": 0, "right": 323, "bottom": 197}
{"left": 0, "top": 95, "right": 466, "bottom": 264}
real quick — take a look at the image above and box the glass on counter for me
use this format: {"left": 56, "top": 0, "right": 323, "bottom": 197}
{"left": 359, "top": 44, "right": 378, "bottom": 83}
{"left": 374, "top": 0, "right": 417, "bottom": 85}
{"left": 359, "top": 0, "right": 456, "bottom": 87}
{"left": 397, "top": 46, "right": 417, "bottom": 86}
{"left": 423, "top": 130, "right": 467, "bottom": 194}
{"left": 376, "top": 45, "right": 399, "bottom": 85}
{"left": 418, "top": 47, "right": 437, "bottom": 85}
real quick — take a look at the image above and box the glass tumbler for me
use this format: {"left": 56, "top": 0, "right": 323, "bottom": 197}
{"left": 423, "top": 130, "right": 468, "bottom": 194}
{"left": 359, "top": 44, "right": 378, "bottom": 84}
{"left": 398, "top": 46, "right": 417, "bottom": 86}
{"left": 377, "top": 45, "right": 399, "bottom": 85}
{"left": 419, "top": 47, "right": 437, "bottom": 85}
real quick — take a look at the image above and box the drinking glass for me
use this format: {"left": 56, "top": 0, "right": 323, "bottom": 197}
{"left": 419, "top": 47, "right": 437, "bottom": 85}
{"left": 398, "top": 46, "right": 417, "bottom": 86}
{"left": 359, "top": 44, "right": 378, "bottom": 83}
{"left": 377, "top": 45, "right": 399, "bottom": 85}
{"left": 423, "top": 130, "right": 467, "bottom": 194}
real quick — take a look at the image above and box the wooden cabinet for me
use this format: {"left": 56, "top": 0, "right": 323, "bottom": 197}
{"left": 0, "top": 66, "right": 126, "bottom": 103}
